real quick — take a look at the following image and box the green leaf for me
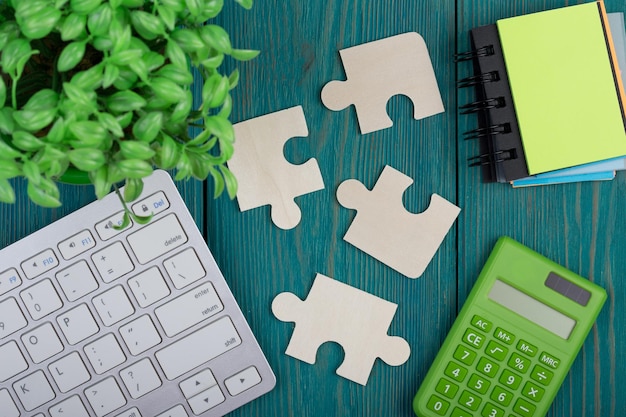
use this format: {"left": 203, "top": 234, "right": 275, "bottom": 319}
{"left": 228, "top": 69, "right": 240, "bottom": 90}
{"left": 199, "top": 0, "right": 224, "bottom": 19}
{"left": 219, "top": 165, "right": 237, "bottom": 199}
{"left": 70, "top": 64, "right": 104, "bottom": 91}
{"left": 90, "top": 165, "right": 111, "bottom": 199}
{"left": 120, "top": 0, "right": 145, "bottom": 8}
{"left": 229, "top": 48, "right": 260, "bottom": 61}
{"left": 150, "top": 77, "right": 187, "bottom": 103}
{"left": 166, "top": 40, "right": 187, "bottom": 68}
{"left": 0, "top": 160, "right": 21, "bottom": 178}
{"left": 97, "top": 112, "right": 124, "bottom": 137}
{"left": 208, "top": 165, "right": 224, "bottom": 198}
{"left": 87, "top": 3, "right": 113, "bottom": 36}
{"left": 156, "top": 133, "right": 179, "bottom": 169}
{"left": 123, "top": 177, "right": 143, "bottom": 202}
{"left": 24, "top": 89, "right": 59, "bottom": 111}
{"left": 0, "top": 108, "right": 15, "bottom": 134}
{"left": 106, "top": 90, "right": 147, "bottom": 113}
{"left": 69, "top": 0, "right": 102, "bottom": 15}
{"left": 1, "top": 38, "right": 33, "bottom": 75}
{"left": 16, "top": 5, "right": 61, "bottom": 39}
{"left": 92, "top": 35, "right": 113, "bottom": 51}
{"left": 155, "top": 64, "right": 194, "bottom": 85}
{"left": 169, "top": 90, "right": 193, "bottom": 124}
{"left": 68, "top": 148, "right": 106, "bottom": 171}
{"left": 68, "top": 121, "right": 108, "bottom": 145}
{"left": 22, "top": 160, "right": 41, "bottom": 185}
{"left": 0, "top": 22, "right": 20, "bottom": 51}
{"left": 203, "top": 74, "right": 229, "bottom": 109}
{"left": 119, "top": 140, "right": 156, "bottom": 160}
{"left": 113, "top": 67, "right": 139, "bottom": 90}
{"left": 58, "top": 41, "right": 87, "bottom": 72}
{"left": 185, "top": 0, "right": 201, "bottom": 16}
{"left": 128, "top": 57, "right": 148, "bottom": 81}
{"left": 171, "top": 28, "right": 205, "bottom": 53}
{"left": 132, "top": 112, "right": 163, "bottom": 142}
{"left": 0, "top": 77, "right": 6, "bottom": 108}
{"left": 0, "top": 178, "right": 16, "bottom": 203}
{"left": 218, "top": 93, "right": 232, "bottom": 118}
{"left": 116, "top": 111, "right": 133, "bottom": 128}
{"left": 108, "top": 49, "right": 143, "bottom": 66}
{"left": 46, "top": 117, "right": 67, "bottom": 143}
{"left": 203, "top": 115, "right": 234, "bottom": 142}
{"left": 143, "top": 51, "right": 166, "bottom": 72}
{"left": 130, "top": 10, "right": 164, "bottom": 40}
{"left": 117, "top": 159, "right": 153, "bottom": 179}
{"left": 160, "top": 0, "right": 185, "bottom": 12}
{"left": 13, "top": 108, "right": 57, "bottom": 132}
{"left": 199, "top": 25, "right": 231, "bottom": 53}
{"left": 12, "top": 130, "right": 44, "bottom": 151}
{"left": 60, "top": 13, "right": 87, "bottom": 41}
{"left": 0, "top": 137, "right": 22, "bottom": 159}
{"left": 233, "top": 0, "right": 253, "bottom": 10}
{"left": 174, "top": 152, "right": 192, "bottom": 180}
{"left": 27, "top": 179, "right": 61, "bottom": 208}
{"left": 158, "top": 5, "right": 176, "bottom": 31}
{"left": 110, "top": 19, "right": 131, "bottom": 53}
{"left": 63, "top": 82, "right": 97, "bottom": 109}
{"left": 200, "top": 51, "right": 224, "bottom": 69}
{"left": 103, "top": 63, "right": 120, "bottom": 88}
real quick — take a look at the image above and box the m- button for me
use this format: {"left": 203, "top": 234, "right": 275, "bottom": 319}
{"left": 462, "top": 329, "right": 484, "bottom": 349}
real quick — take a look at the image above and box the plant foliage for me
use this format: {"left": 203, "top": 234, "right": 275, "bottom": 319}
{"left": 0, "top": 0, "right": 257, "bottom": 213}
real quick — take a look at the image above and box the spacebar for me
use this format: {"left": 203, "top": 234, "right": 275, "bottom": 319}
{"left": 155, "top": 316, "right": 242, "bottom": 380}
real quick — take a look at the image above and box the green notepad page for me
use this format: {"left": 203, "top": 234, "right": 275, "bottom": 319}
{"left": 497, "top": 2, "right": 626, "bottom": 175}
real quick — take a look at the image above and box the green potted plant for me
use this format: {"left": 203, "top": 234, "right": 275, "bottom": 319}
{"left": 0, "top": 0, "right": 257, "bottom": 225}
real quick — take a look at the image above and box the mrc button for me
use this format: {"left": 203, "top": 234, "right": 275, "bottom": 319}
{"left": 539, "top": 352, "right": 560, "bottom": 369}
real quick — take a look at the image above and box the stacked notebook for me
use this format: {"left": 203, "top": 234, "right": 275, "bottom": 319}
{"left": 460, "top": 1, "right": 626, "bottom": 187}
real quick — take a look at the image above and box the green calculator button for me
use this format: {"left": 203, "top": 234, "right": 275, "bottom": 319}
{"left": 493, "top": 327, "right": 515, "bottom": 344}
{"left": 451, "top": 407, "right": 473, "bottom": 417}
{"left": 522, "top": 381, "right": 545, "bottom": 402}
{"left": 485, "top": 340, "right": 508, "bottom": 361}
{"left": 468, "top": 373, "right": 490, "bottom": 394}
{"left": 444, "top": 362, "right": 468, "bottom": 382}
{"left": 462, "top": 328, "right": 485, "bottom": 349}
{"left": 499, "top": 369, "right": 522, "bottom": 389}
{"left": 477, "top": 357, "right": 499, "bottom": 378}
{"left": 538, "top": 351, "right": 560, "bottom": 369}
{"left": 481, "top": 402, "right": 504, "bottom": 417}
{"left": 435, "top": 378, "right": 459, "bottom": 399}
{"left": 471, "top": 315, "right": 493, "bottom": 332}
{"left": 507, "top": 353, "right": 530, "bottom": 374}
{"left": 453, "top": 345, "right": 477, "bottom": 366}
{"left": 490, "top": 386, "right": 513, "bottom": 406}
{"left": 530, "top": 365, "right": 554, "bottom": 385}
{"left": 426, "top": 394, "right": 449, "bottom": 415}
{"left": 516, "top": 339, "right": 538, "bottom": 357}
{"left": 513, "top": 398, "right": 536, "bottom": 417}
{"left": 458, "top": 390, "right": 482, "bottom": 411}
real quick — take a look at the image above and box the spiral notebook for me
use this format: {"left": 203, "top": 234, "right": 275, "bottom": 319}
{"left": 462, "top": 1, "right": 626, "bottom": 183}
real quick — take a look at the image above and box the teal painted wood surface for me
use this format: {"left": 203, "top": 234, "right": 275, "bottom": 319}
{"left": 1, "top": 1, "right": 625, "bottom": 416}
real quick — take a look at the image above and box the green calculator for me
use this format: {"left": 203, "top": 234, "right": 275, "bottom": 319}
{"left": 413, "top": 236, "right": 606, "bottom": 417}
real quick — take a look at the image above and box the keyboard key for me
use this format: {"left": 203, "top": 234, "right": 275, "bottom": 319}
{"left": 84, "top": 333, "right": 126, "bottom": 374}
{"left": 477, "top": 357, "right": 499, "bottom": 378}
{"left": 128, "top": 267, "right": 170, "bottom": 308}
{"left": 516, "top": 339, "right": 538, "bottom": 357}
{"left": 467, "top": 374, "right": 490, "bottom": 394}
{"left": 508, "top": 352, "right": 530, "bottom": 374}
{"left": 120, "top": 315, "right": 162, "bottom": 356}
{"left": 56, "top": 260, "right": 99, "bottom": 301}
{"left": 485, "top": 340, "right": 508, "bottom": 361}
{"left": 50, "top": 395, "right": 89, "bottom": 417}
{"left": 156, "top": 316, "right": 242, "bottom": 380}
{"left": 49, "top": 352, "right": 91, "bottom": 393}
{"left": 155, "top": 282, "right": 224, "bottom": 337}
{"left": 453, "top": 345, "right": 476, "bottom": 366}
{"left": 20, "top": 278, "right": 63, "bottom": 320}
{"left": 512, "top": 398, "right": 536, "bottom": 417}
{"left": 530, "top": 364, "right": 554, "bottom": 385}
{"left": 0, "top": 388, "right": 20, "bottom": 417}
{"left": 225, "top": 366, "right": 262, "bottom": 396}
{"left": 92, "top": 242, "right": 135, "bottom": 283}
{"left": 93, "top": 285, "right": 135, "bottom": 326}
{"left": 459, "top": 390, "right": 481, "bottom": 411}
{"left": 470, "top": 315, "right": 492, "bottom": 332}
{"left": 58, "top": 229, "right": 96, "bottom": 260}
{"left": 95, "top": 211, "right": 132, "bottom": 241}
{"left": 499, "top": 368, "right": 522, "bottom": 390}
{"left": 115, "top": 407, "right": 142, "bottom": 417}
{"left": 85, "top": 376, "right": 127, "bottom": 417}
{"left": 120, "top": 358, "right": 162, "bottom": 399}
{"left": 13, "top": 370, "right": 56, "bottom": 411}
{"left": 490, "top": 385, "right": 513, "bottom": 406}
{"left": 522, "top": 381, "right": 545, "bottom": 402}
{"left": 444, "top": 362, "right": 467, "bottom": 382}
{"left": 164, "top": 248, "right": 206, "bottom": 289}
{"left": 481, "top": 403, "right": 504, "bottom": 417}
{"left": 451, "top": 407, "right": 473, "bottom": 417}
{"left": 132, "top": 191, "right": 170, "bottom": 216}
{"left": 180, "top": 369, "right": 217, "bottom": 399}
{"left": 0, "top": 297, "right": 28, "bottom": 338}
{"left": 188, "top": 385, "right": 225, "bottom": 414}
{"left": 425, "top": 394, "right": 449, "bottom": 415}
{"left": 127, "top": 214, "right": 188, "bottom": 264}
{"left": 156, "top": 404, "right": 188, "bottom": 417}
{"left": 538, "top": 351, "right": 560, "bottom": 369}
{"left": 434, "top": 378, "right": 459, "bottom": 399}
{"left": 0, "top": 341, "right": 28, "bottom": 382}
{"left": 0, "top": 268, "right": 22, "bottom": 296}
{"left": 21, "top": 248, "right": 59, "bottom": 279}
{"left": 462, "top": 328, "right": 485, "bottom": 349}
{"left": 57, "top": 304, "right": 99, "bottom": 345}
{"left": 493, "top": 327, "right": 515, "bottom": 344}
{"left": 21, "top": 322, "right": 64, "bottom": 363}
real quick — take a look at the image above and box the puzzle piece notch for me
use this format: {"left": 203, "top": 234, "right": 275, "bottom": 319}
{"left": 321, "top": 32, "right": 444, "bottom": 134}
{"left": 271, "top": 273, "right": 410, "bottom": 385}
{"left": 336, "top": 165, "right": 460, "bottom": 278}
{"left": 227, "top": 106, "right": 325, "bottom": 230}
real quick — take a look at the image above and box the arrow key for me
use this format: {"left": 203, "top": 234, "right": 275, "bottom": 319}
{"left": 187, "top": 385, "right": 224, "bottom": 414}
{"left": 225, "top": 366, "right": 262, "bottom": 396}
{"left": 49, "top": 395, "right": 89, "bottom": 417}
{"left": 179, "top": 368, "right": 217, "bottom": 399}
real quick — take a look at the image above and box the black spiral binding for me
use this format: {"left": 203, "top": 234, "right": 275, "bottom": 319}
{"left": 458, "top": 24, "right": 529, "bottom": 182}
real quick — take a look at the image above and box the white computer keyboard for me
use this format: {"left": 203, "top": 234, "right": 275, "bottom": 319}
{"left": 0, "top": 170, "right": 275, "bottom": 417}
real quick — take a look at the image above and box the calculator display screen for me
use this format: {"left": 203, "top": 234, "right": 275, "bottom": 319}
{"left": 488, "top": 279, "right": 576, "bottom": 339}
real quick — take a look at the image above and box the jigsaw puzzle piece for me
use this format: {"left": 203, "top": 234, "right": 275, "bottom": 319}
{"left": 227, "top": 106, "right": 325, "bottom": 230}
{"left": 321, "top": 32, "right": 444, "bottom": 134}
{"left": 336, "top": 165, "right": 460, "bottom": 278}
{"left": 272, "top": 273, "right": 410, "bottom": 385}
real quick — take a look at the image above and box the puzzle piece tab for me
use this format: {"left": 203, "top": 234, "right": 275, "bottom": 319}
{"left": 227, "top": 106, "right": 325, "bottom": 230}
{"left": 271, "top": 273, "right": 410, "bottom": 385}
{"left": 321, "top": 32, "right": 444, "bottom": 134}
{"left": 336, "top": 165, "right": 460, "bottom": 278}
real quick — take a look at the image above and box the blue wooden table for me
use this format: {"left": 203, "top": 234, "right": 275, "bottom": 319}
{"left": 2, "top": 1, "right": 625, "bottom": 416}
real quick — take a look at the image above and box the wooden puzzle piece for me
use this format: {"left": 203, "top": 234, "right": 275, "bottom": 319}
{"left": 271, "top": 273, "right": 410, "bottom": 385}
{"left": 336, "top": 165, "right": 460, "bottom": 278}
{"left": 321, "top": 32, "right": 444, "bottom": 134}
{"left": 228, "top": 106, "right": 325, "bottom": 230}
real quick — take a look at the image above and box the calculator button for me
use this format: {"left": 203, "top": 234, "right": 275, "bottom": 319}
{"left": 493, "top": 327, "right": 515, "bottom": 345}
{"left": 476, "top": 357, "right": 499, "bottom": 378}
{"left": 471, "top": 315, "right": 492, "bottom": 332}
{"left": 458, "top": 390, "right": 481, "bottom": 411}
{"left": 462, "top": 328, "right": 485, "bottom": 349}
{"left": 521, "top": 381, "right": 545, "bottom": 402}
{"left": 499, "top": 369, "right": 522, "bottom": 389}
{"left": 513, "top": 398, "right": 536, "bottom": 417}
{"left": 507, "top": 353, "right": 530, "bottom": 374}
{"left": 485, "top": 340, "right": 508, "bottom": 361}
{"left": 426, "top": 394, "right": 449, "bottom": 415}
{"left": 530, "top": 365, "right": 554, "bottom": 385}
{"left": 467, "top": 373, "right": 490, "bottom": 394}
{"left": 516, "top": 339, "right": 537, "bottom": 357}
{"left": 434, "top": 378, "right": 459, "bottom": 399}
{"left": 453, "top": 345, "right": 476, "bottom": 366}
{"left": 451, "top": 407, "right": 473, "bottom": 417}
{"left": 481, "top": 402, "right": 504, "bottom": 417}
{"left": 490, "top": 386, "right": 513, "bottom": 406}
{"left": 538, "top": 351, "right": 560, "bottom": 369}
{"left": 444, "top": 362, "right": 467, "bottom": 382}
